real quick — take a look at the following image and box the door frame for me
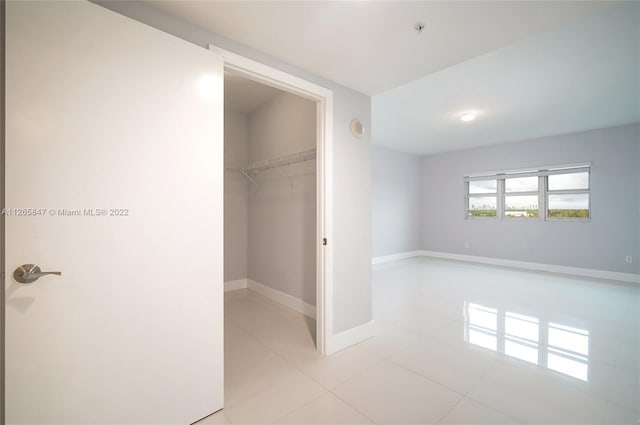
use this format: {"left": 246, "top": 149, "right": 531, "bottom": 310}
{"left": 209, "top": 45, "right": 333, "bottom": 355}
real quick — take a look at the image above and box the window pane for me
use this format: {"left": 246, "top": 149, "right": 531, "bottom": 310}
{"left": 468, "top": 197, "right": 496, "bottom": 217}
{"left": 548, "top": 172, "right": 589, "bottom": 190}
{"left": 505, "top": 195, "right": 539, "bottom": 218}
{"left": 548, "top": 194, "right": 589, "bottom": 218}
{"left": 505, "top": 176, "right": 538, "bottom": 193}
{"left": 469, "top": 180, "right": 496, "bottom": 194}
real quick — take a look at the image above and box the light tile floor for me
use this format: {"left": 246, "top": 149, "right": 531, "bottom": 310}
{"left": 198, "top": 258, "right": 639, "bottom": 424}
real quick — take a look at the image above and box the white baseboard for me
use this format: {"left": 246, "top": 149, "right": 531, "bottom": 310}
{"left": 326, "top": 320, "right": 375, "bottom": 355}
{"left": 420, "top": 250, "right": 640, "bottom": 284}
{"left": 372, "top": 250, "right": 422, "bottom": 265}
{"left": 247, "top": 279, "right": 316, "bottom": 319}
{"left": 224, "top": 278, "right": 248, "bottom": 291}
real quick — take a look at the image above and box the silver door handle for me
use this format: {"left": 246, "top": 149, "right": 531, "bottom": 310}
{"left": 14, "top": 264, "right": 62, "bottom": 284}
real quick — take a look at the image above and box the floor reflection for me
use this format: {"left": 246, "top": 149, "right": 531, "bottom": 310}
{"left": 464, "top": 302, "right": 589, "bottom": 381}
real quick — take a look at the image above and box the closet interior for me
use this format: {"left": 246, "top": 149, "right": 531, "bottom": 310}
{"left": 223, "top": 72, "right": 317, "bottom": 339}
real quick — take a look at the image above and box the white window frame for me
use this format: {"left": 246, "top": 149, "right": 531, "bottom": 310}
{"left": 545, "top": 169, "right": 591, "bottom": 222}
{"left": 464, "top": 162, "right": 591, "bottom": 222}
{"left": 503, "top": 175, "right": 541, "bottom": 220}
{"left": 465, "top": 179, "right": 499, "bottom": 219}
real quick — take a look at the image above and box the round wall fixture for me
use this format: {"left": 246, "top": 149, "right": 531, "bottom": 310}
{"left": 349, "top": 118, "right": 365, "bottom": 138}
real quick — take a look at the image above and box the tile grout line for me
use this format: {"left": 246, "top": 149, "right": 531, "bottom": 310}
{"left": 381, "top": 351, "right": 468, "bottom": 399}
{"left": 433, "top": 393, "right": 465, "bottom": 425}
{"left": 266, "top": 390, "right": 330, "bottom": 425}
{"left": 455, "top": 392, "right": 526, "bottom": 425}
{"left": 460, "top": 377, "right": 540, "bottom": 425}
{"left": 230, "top": 292, "right": 382, "bottom": 423}
{"left": 226, "top": 293, "right": 364, "bottom": 423}
{"left": 224, "top": 301, "right": 314, "bottom": 410}
{"left": 327, "top": 388, "right": 380, "bottom": 425}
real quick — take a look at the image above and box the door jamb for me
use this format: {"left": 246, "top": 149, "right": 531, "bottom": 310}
{"left": 208, "top": 45, "right": 333, "bottom": 355}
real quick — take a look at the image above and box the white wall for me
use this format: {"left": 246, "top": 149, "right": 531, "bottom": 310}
{"left": 247, "top": 93, "right": 317, "bottom": 305}
{"left": 248, "top": 94, "right": 316, "bottom": 163}
{"left": 372, "top": 146, "right": 421, "bottom": 257}
{"left": 224, "top": 111, "right": 249, "bottom": 282}
{"left": 421, "top": 124, "right": 640, "bottom": 274}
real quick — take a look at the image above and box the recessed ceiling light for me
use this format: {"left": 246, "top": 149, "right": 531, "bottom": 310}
{"left": 461, "top": 112, "right": 476, "bottom": 122}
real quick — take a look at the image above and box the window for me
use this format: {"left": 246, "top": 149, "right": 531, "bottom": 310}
{"left": 465, "top": 163, "right": 590, "bottom": 221}
{"left": 547, "top": 172, "right": 590, "bottom": 219}
{"left": 467, "top": 180, "right": 497, "bottom": 217}
{"left": 505, "top": 176, "right": 538, "bottom": 219}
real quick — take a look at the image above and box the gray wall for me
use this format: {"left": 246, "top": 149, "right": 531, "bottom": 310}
{"left": 224, "top": 111, "right": 249, "bottom": 282}
{"left": 372, "top": 146, "right": 421, "bottom": 257}
{"left": 247, "top": 93, "right": 317, "bottom": 305}
{"left": 97, "top": 2, "right": 372, "bottom": 333}
{"left": 421, "top": 124, "right": 640, "bottom": 274}
{"left": 332, "top": 92, "right": 371, "bottom": 332}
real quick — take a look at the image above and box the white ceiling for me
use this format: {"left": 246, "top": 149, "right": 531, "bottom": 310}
{"left": 136, "top": 0, "right": 637, "bottom": 156}
{"left": 372, "top": 2, "right": 640, "bottom": 155}
{"left": 145, "top": 1, "right": 611, "bottom": 96}
{"left": 224, "top": 72, "right": 283, "bottom": 114}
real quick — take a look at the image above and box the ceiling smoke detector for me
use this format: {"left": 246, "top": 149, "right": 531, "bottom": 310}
{"left": 414, "top": 22, "right": 425, "bottom": 34}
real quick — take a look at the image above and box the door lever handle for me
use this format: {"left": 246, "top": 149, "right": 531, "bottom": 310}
{"left": 14, "top": 264, "right": 62, "bottom": 284}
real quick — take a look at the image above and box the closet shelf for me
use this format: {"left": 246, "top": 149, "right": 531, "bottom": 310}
{"left": 226, "top": 148, "right": 316, "bottom": 190}
{"left": 243, "top": 148, "right": 316, "bottom": 175}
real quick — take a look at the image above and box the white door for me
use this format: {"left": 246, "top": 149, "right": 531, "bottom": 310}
{"left": 5, "top": 1, "right": 224, "bottom": 423}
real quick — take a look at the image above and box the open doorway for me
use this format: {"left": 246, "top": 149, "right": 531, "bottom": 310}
{"left": 213, "top": 45, "right": 335, "bottom": 357}
{"left": 221, "top": 68, "right": 326, "bottom": 409}
{"left": 223, "top": 70, "right": 317, "bottom": 329}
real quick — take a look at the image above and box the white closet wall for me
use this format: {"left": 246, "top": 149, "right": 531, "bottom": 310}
{"left": 224, "top": 90, "right": 317, "bottom": 307}
{"left": 248, "top": 93, "right": 317, "bottom": 306}
{"left": 224, "top": 111, "right": 249, "bottom": 282}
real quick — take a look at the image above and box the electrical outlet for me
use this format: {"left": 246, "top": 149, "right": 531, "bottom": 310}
{"left": 464, "top": 241, "right": 470, "bottom": 249}
{"left": 625, "top": 256, "right": 633, "bottom": 264}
